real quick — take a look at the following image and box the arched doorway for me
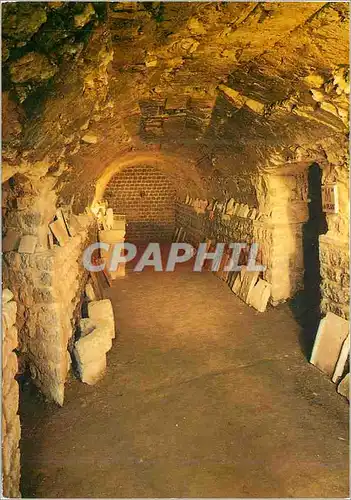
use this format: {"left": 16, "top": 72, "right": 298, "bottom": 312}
{"left": 104, "top": 165, "right": 176, "bottom": 243}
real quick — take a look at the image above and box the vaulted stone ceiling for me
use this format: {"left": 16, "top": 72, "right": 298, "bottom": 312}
{"left": 2, "top": 2, "right": 349, "bottom": 208}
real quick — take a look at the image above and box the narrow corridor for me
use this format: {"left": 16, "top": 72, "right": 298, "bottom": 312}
{"left": 20, "top": 271, "right": 349, "bottom": 498}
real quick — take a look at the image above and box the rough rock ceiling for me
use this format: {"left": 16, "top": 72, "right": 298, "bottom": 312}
{"left": 2, "top": 2, "right": 349, "bottom": 206}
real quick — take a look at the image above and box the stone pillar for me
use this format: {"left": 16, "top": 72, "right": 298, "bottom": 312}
{"left": 3, "top": 218, "right": 94, "bottom": 406}
{"left": 254, "top": 172, "right": 309, "bottom": 304}
{"left": 253, "top": 220, "right": 303, "bottom": 303}
{"left": 3, "top": 171, "right": 95, "bottom": 405}
{"left": 2, "top": 290, "right": 21, "bottom": 498}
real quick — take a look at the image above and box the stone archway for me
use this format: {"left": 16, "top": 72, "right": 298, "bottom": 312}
{"left": 93, "top": 151, "right": 206, "bottom": 207}
{"left": 104, "top": 164, "right": 176, "bottom": 242}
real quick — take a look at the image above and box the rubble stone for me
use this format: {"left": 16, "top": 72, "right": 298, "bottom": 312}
{"left": 88, "top": 299, "right": 115, "bottom": 337}
{"left": 18, "top": 235, "right": 37, "bottom": 254}
{"left": 74, "top": 327, "right": 112, "bottom": 365}
{"left": 80, "top": 318, "right": 96, "bottom": 337}
{"left": 79, "top": 354, "right": 107, "bottom": 385}
{"left": 9, "top": 52, "right": 58, "bottom": 83}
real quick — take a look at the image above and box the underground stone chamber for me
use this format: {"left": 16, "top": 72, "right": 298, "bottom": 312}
{"left": 1, "top": 2, "right": 349, "bottom": 497}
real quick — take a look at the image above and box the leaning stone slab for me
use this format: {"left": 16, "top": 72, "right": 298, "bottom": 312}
{"left": 231, "top": 267, "right": 247, "bottom": 295}
{"left": 231, "top": 274, "right": 242, "bottom": 295}
{"left": 225, "top": 198, "right": 235, "bottom": 215}
{"left": 227, "top": 271, "right": 238, "bottom": 289}
{"left": 310, "top": 312, "right": 349, "bottom": 377}
{"left": 337, "top": 373, "right": 349, "bottom": 400}
{"left": 85, "top": 283, "right": 96, "bottom": 302}
{"left": 238, "top": 271, "right": 260, "bottom": 303}
{"left": 232, "top": 203, "right": 240, "bottom": 216}
{"left": 248, "top": 208, "right": 257, "bottom": 220}
{"left": 241, "top": 204, "right": 250, "bottom": 218}
{"left": 248, "top": 279, "right": 271, "bottom": 312}
{"left": 18, "top": 235, "right": 37, "bottom": 254}
{"left": 88, "top": 299, "right": 115, "bottom": 338}
{"left": 332, "top": 334, "right": 350, "bottom": 383}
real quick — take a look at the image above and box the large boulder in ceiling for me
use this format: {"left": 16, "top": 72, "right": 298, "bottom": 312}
{"left": 2, "top": 3, "right": 47, "bottom": 43}
{"left": 9, "top": 52, "right": 58, "bottom": 84}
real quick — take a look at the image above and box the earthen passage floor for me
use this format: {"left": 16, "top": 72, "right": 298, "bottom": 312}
{"left": 21, "top": 271, "right": 349, "bottom": 498}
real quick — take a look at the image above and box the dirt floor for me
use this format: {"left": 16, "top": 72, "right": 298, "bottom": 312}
{"left": 20, "top": 270, "right": 349, "bottom": 498}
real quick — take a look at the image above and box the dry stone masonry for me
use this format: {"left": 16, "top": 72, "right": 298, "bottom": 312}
{"left": 2, "top": 290, "right": 21, "bottom": 498}
{"left": 2, "top": 174, "right": 96, "bottom": 405}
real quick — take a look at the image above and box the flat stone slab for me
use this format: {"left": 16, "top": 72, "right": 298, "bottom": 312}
{"left": 310, "top": 312, "right": 349, "bottom": 377}
{"left": 231, "top": 274, "right": 242, "bottom": 295}
{"left": 225, "top": 198, "right": 235, "bottom": 214}
{"left": 85, "top": 283, "right": 96, "bottom": 302}
{"left": 332, "top": 334, "right": 350, "bottom": 383}
{"left": 49, "top": 218, "right": 70, "bottom": 247}
{"left": 18, "top": 235, "right": 37, "bottom": 254}
{"left": 238, "top": 271, "right": 260, "bottom": 303}
{"left": 248, "top": 279, "right": 271, "bottom": 312}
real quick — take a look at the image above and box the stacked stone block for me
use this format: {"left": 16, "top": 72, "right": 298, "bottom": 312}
{"left": 74, "top": 299, "right": 115, "bottom": 384}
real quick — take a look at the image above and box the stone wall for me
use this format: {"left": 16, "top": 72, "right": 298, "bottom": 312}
{"left": 3, "top": 217, "right": 95, "bottom": 405}
{"left": 105, "top": 165, "right": 176, "bottom": 242}
{"left": 2, "top": 176, "right": 96, "bottom": 404}
{"left": 175, "top": 202, "right": 206, "bottom": 245}
{"left": 2, "top": 290, "right": 21, "bottom": 498}
{"left": 319, "top": 163, "right": 349, "bottom": 320}
{"left": 254, "top": 171, "right": 309, "bottom": 303}
{"left": 319, "top": 236, "right": 349, "bottom": 319}
{"left": 175, "top": 172, "right": 309, "bottom": 305}
{"left": 176, "top": 159, "right": 349, "bottom": 314}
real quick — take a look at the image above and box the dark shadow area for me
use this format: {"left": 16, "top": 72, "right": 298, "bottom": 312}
{"left": 290, "top": 163, "right": 328, "bottom": 359}
{"left": 18, "top": 369, "right": 58, "bottom": 498}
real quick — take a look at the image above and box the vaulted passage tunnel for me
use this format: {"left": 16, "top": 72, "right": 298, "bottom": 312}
{"left": 2, "top": 2, "right": 350, "bottom": 498}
